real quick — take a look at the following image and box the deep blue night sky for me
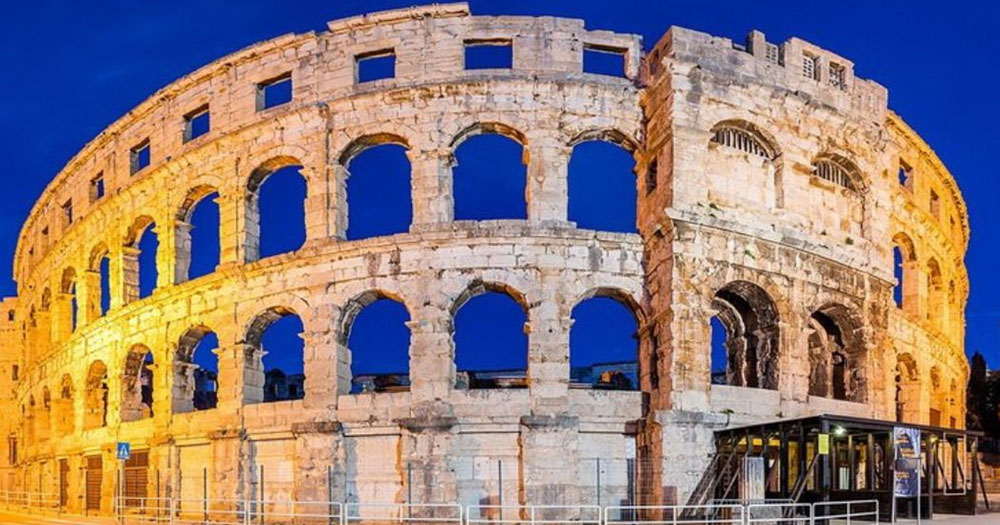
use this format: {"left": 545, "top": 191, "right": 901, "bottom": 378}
{"left": 1, "top": 1, "right": 998, "bottom": 379}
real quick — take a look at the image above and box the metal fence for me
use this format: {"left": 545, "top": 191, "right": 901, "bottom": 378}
{"left": 0, "top": 492, "right": 882, "bottom": 525}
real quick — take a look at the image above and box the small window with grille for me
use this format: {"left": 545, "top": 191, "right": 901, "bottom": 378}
{"left": 802, "top": 53, "right": 818, "bottom": 80}
{"left": 829, "top": 62, "right": 846, "bottom": 90}
{"left": 710, "top": 126, "right": 773, "bottom": 159}
{"left": 813, "top": 157, "right": 859, "bottom": 191}
{"left": 765, "top": 43, "right": 781, "bottom": 65}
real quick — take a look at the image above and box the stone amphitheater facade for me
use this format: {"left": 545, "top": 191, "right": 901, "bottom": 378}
{"left": 0, "top": 2, "right": 969, "bottom": 515}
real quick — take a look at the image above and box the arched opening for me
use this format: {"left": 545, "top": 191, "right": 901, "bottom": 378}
{"left": 892, "top": 233, "right": 917, "bottom": 314}
{"left": 246, "top": 158, "right": 306, "bottom": 262}
{"left": 343, "top": 138, "right": 412, "bottom": 240}
{"left": 83, "top": 361, "right": 109, "bottom": 430}
{"left": 452, "top": 125, "right": 527, "bottom": 220}
{"left": 710, "top": 281, "right": 780, "bottom": 389}
{"left": 174, "top": 326, "right": 220, "bottom": 413}
{"left": 453, "top": 282, "right": 528, "bottom": 389}
{"left": 37, "top": 387, "right": 51, "bottom": 442}
{"left": 89, "top": 243, "right": 112, "bottom": 318}
{"left": 177, "top": 186, "right": 220, "bottom": 282}
{"left": 342, "top": 292, "right": 411, "bottom": 393}
{"left": 55, "top": 374, "right": 74, "bottom": 436}
{"left": 930, "top": 366, "right": 944, "bottom": 426}
{"left": 807, "top": 304, "right": 866, "bottom": 402}
{"left": 569, "top": 292, "right": 640, "bottom": 390}
{"left": 568, "top": 137, "right": 637, "bottom": 233}
{"left": 246, "top": 307, "right": 305, "bottom": 403}
{"left": 895, "top": 353, "right": 919, "bottom": 423}
{"left": 124, "top": 216, "right": 158, "bottom": 302}
{"left": 60, "top": 267, "right": 78, "bottom": 336}
{"left": 926, "top": 258, "right": 945, "bottom": 329}
{"left": 811, "top": 154, "right": 863, "bottom": 192}
{"left": 121, "top": 345, "right": 154, "bottom": 423}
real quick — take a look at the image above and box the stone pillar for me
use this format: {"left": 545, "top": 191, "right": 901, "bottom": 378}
{"left": 218, "top": 190, "right": 244, "bottom": 267}
{"left": 172, "top": 360, "right": 198, "bottom": 414}
{"left": 80, "top": 269, "right": 101, "bottom": 326}
{"left": 527, "top": 297, "right": 570, "bottom": 413}
{"left": 51, "top": 292, "right": 73, "bottom": 344}
{"left": 121, "top": 246, "right": 141, "bottom": 305}
{"left": 292, "top": 422, "right": 344, "bottom": 502}
{"left": 210, "top": 430, "right": 245, "bottom": 508}
{"left": 408, "top": 148, "right": 454, "bottom": 227}
{"left": 216, "top": 343, "right": 261, "bottom": 412}
{"left": 303, "top": 165, "right": 337, "bottom": 246}
{"left": 519, "top": 415, "right": 581, "bottom": 506}
{"left": 173, "top": 221, "right": 193, "bottom": 284}
{"left": 154, "top": 221, "right": 174, "bottom": 290}
{"left": 399, "top": 417, "right": 459, "bottom": 505}
{"left": 302, "top": 329, "right": 338, "bottom": 412}
{"left": 407, "top": 302, "right": 455, "bottom": 401}
{"left": 331, "top": 163, "right": 349, "bottom": 240}
{"left": 525, "top": 135, "right": 570, "bottom": 224}
{"left": 332, "top": 341, "right": 353, "bottom": 397}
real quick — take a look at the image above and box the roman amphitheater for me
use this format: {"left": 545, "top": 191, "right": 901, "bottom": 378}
{"left": 0, "top": 2, "right": 971, "bottom": 518}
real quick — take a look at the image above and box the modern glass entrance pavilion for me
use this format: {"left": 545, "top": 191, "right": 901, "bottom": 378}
{"left": 708, "top": 414, "right": 985, "bottom": 519}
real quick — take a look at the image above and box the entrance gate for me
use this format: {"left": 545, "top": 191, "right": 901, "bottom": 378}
{"left": 58, "top": 458, "right": 69, "bottom": 508}
{"left": 123, "top": 450, "right": 149, "bottom": 509}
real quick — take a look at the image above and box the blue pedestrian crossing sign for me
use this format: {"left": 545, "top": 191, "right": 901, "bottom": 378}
{"left": 116, "top": 442, "right": 131, "bottom": 460}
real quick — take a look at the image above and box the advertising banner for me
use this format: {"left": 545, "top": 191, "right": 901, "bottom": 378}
{"left": 894, "top": 426, "right": 922, "bottom": 497}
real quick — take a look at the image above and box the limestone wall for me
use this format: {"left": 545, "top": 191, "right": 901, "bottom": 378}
{"left": 0, "top": 3, "right": 969, "bottom": 512}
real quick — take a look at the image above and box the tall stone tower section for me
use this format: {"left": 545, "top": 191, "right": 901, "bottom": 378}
{"left": 638, "top": 27, "right": 912, "bottom": 502}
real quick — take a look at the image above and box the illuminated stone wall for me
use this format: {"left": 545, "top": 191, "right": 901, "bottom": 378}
{"left": 0, "top": 3, "right": 968, "bottom": 511}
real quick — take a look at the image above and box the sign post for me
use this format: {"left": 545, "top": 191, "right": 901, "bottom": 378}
{"left": 116, "top": 442, "right": 130, "bottom": 525}
{"left": 893, "top": 427, "right": 921, "bottom": 525}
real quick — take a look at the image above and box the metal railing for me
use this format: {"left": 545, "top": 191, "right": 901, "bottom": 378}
{"left": 0, "top": 493, "right": 882, "bottom": 525}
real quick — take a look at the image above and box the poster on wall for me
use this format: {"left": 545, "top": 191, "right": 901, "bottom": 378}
{"left": 894, "top": 426, "right": 922, "bottom": 497}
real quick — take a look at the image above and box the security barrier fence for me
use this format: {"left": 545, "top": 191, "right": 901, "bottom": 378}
{"left": 0, "top": 492, "right": 883, "bottom": 524}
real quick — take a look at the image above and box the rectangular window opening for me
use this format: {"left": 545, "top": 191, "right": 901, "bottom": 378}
{"left": 356, "top": 49, "right": 396, "bottom": 83}
{"left": 645, "top": 158, "right": 658, "bottom": 194}
{"left": 183, "top": 105, "right": 210, "bottom": 142}
{"left": 898, "top": 160, "right": 913, "bottom": 191}
{"left": 829, "top": 62, "right": 846, "bottom": 90}
{"left": 464, "top": 39, "right": 513, "bottom": 70}
{"left": 130, "top": 140, "right": 151, "bottom": 175}
{"left": 930, "top": 190, "right": 941, "bottom": 218}
{"left": 802, "top": 53, "right": 818, "bottom": 80}
{"left": 90, "top": 172, "right": 106, "bottom": 202}
{"left": 583, "top": 44, "right": 628, "bottom": 77}
{"left": 62, "top": 199, "right": 73, "bottom": 226}
{"left": 11, "top": 364, "right": 18, "bottom": 381}
{"left": 255, "top": 73, "right": 293, "bottom": 111}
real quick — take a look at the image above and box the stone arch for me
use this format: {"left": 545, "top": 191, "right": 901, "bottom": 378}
{"left": 807, "top": 303, "right": 866, "bottom": 402}
{"left": 121, "top": 344, "right": 155, "bottom": 423}
{"left": 245, "top": 155, "right": 307, "bottom": 262}
{"left": 244, "top": 305, "right": 306, "bottom": 403}
{"left": 340, "top": 134, "right": 413, "bottom": 240}
{"left": 570, "top": 287, "right": 643, "bottom": 390}
{"left": 812, "top": 153, "right": 865, "bottom": 192}
{"left": 339, "top": 289, "right": 412, "bottom": 393}
{"left": 174, "top": 325, "right": 220, "bottom": 413}
{"left": 123, "top": 215, "right": 159, "bottom": 302}
{"left": 337, "top": 133, "right": 410, "bottom": 166}
{"left": 55, "top": 373, "right": 75, "bottom": 435}
{"left": 708, "top": 119, "right": 781, "bottom": 160}
{"left": 895, "top": 352, "right": 920, "bottom": 423}
{"left": 450, "top": 122, "right": 529, "bottom": 221}
{"left": 448, "top": 121, "right": 528, "bottom": 150}
{"left": 83, "top": 360, "right": 109, "bottom": 430}
{"left": 926, "top": 257, "right": 945, "bottom": 327}
{"left": 88, "top": 242, "right": 112, "bottom": 318}
{"left": 568, "top": 131, "right": 639, "bottom": 233}
{"left": 175, "top": 185, "right": 221, "bottom": 283}
{"left": 710, "top": 281, "right": 780, "bottom": 389}
{"left": 568, "top": 128, "right": 641, "bottom": 154}
{"left": 451, "top": 279, "right": 530, "bottom": 389}
{"left": 58, "top": 266, "right": 78, "bottom": 336}
{"left": 892, "top": 232, "right": 918, "bottom": 312}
